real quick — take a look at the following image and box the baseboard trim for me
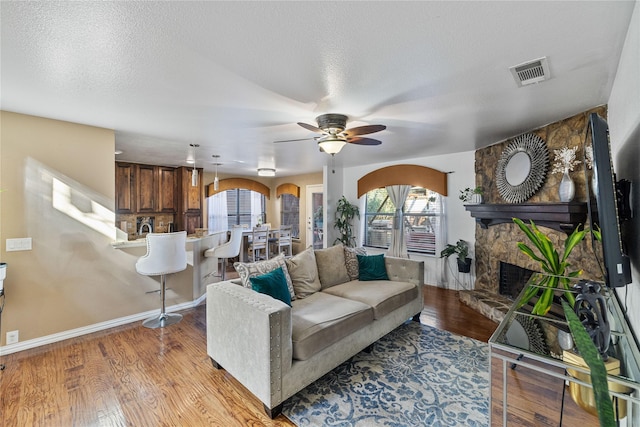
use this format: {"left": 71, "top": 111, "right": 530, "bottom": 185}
{"left": 0, "top": 294, "right": 207, "bottom": 356}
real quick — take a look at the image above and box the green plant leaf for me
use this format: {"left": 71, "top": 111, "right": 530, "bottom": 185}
{"left": 562, "top": 226, "right": 587, "bottom": 262}
{"left": 562, "top": 301, "right": 616, "bottom": 427}
{"left": 516, "top": 242, "right": 546, "bottom": 264}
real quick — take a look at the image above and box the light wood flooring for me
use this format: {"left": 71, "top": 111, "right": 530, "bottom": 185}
{"left": 0, "top": 286, "right": 498, "bottom": 426}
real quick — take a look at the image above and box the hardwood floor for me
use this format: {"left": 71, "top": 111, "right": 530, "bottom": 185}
{"left": 0, "top": 286, "right": 497, "bottom": 426}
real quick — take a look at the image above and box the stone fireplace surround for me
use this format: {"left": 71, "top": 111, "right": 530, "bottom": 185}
{"left": 460, "top": 106, "right": 606, "bottom": 321}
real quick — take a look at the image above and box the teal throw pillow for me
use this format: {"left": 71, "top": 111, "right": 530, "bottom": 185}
{"left": 250, "top": 266, "right": 292, "bottom": 306}
{"left": 357, "top": 254, "right": 389, "bottom": 281}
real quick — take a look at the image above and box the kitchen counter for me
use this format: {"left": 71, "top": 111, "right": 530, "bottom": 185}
{"left": 110, "top": 234, "right": 215, "bottom": 249}
{"left": 111, "top": 231, "right": 228, "bottom": 301}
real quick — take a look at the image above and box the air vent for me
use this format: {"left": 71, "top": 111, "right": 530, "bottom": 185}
{"left": 509, "top": 57, "right": 550, "bottom": 87}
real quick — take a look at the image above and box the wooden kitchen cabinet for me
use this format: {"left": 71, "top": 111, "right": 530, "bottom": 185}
{"left": 115, "top": 162, "right": 136, "bottom": 214}
{"left": 176, "top": 166, "right": 203, "bottom": 234}
{"left": 137, "top": 164, "right": 157, "bottom": 212}
{"left": 116, "top": 162, "right": 201, "bottom": 234}
{"left": 158, "top": 166, "right": 177, "bottom": 212}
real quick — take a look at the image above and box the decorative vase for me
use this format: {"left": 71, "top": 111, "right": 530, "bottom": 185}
{"left": 558, "top": 170, "right": 575, "bottom": 202}
{"left": 470, "top": 193, "right": 483, "bottom": 204}
{"left": 591, "top": 174, "right": 598, "bottom": 197}
{"left": 557, "top": 329, "right": 574, "bottom": 351}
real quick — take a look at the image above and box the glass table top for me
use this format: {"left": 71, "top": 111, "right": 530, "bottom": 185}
{"left": 490, "top": 273, "right": 640, "bottom": 386}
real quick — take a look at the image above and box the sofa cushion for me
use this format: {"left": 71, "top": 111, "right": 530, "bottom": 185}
{"left": 250, "top": 267, "right": 292, "bottom": 306}
{"left": 322, "top": 280, "right": 418, "bottom": 319}
{"left": 285, "top": 247, "right": 321, "bottom": 299}
{"left": 234, "top": 254, "right": 295, "bottom": 300}
{"left": 344, "top": 246, "right": 367, "bottom": 280}
{"left": 357, "top": 254, "right": 389, "bottom": 281}
{"left": 291, "top": 292, "right": 373, "bottom": 360}
{"left": 314, "top": 244, "right": 350, "bottom": 289}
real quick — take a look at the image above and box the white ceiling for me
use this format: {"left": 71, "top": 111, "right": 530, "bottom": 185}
{"left": 1, "top": 1, "right": 636, "bottom": 177}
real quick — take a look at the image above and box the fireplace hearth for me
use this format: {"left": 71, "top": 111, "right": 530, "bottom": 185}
{"left": 459, "top": 262, "right": 537, "bottom": 323}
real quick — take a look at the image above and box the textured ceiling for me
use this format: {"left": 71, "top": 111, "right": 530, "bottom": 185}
{"left": 1, "top": 1, "right": 636, "bottom": 177}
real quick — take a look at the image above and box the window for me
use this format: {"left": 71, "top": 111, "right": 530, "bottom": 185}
{"left": 208, "top": 189, "right": 266, "bottom": 231}
{"left": 364, "top": 187, "right": 443, "bottom": 255}
{"left": 280, "top": 193, "right": 300, "bottom": 238}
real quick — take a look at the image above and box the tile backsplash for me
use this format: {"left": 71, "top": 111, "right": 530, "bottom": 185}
{"left": 116, "top": 213, "right": 175, "bottom": 240}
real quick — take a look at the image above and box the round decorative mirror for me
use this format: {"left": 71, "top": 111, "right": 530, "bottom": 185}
{"left": 504, "top": 151, "right": 531, "bottom": 186}
{"left": 496, "top": 133, "right": 549, "bottom": 203}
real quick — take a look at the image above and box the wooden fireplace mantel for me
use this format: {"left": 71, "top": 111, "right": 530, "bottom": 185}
{"left": 464, "top": 202, "right": 588, "bottom": 234}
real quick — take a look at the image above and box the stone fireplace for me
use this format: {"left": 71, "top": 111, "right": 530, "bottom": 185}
{"left": 499, "top": 261, "right": 535, "bottom": 300}
{"left": 460, "top": 106, "right": 606, "bottom": 321}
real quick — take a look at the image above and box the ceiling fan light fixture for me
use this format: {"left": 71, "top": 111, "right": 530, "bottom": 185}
{"left": 318, "top": 138, "right": 347, "bottom": 155}
{"left": 257, "top": 168, "right": 276, "bottom": 177}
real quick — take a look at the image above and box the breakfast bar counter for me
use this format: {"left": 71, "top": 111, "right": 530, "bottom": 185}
{"left": 111, "top": 232, "right": 227, "bottom": 301}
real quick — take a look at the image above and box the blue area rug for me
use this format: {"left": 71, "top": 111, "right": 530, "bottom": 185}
{"left": 282, "top": 321, "right": 489, "bottom": 427}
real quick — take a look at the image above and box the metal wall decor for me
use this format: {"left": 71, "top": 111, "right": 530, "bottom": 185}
{"left": 495, "top": 133, "right": 549, "bottom": 203}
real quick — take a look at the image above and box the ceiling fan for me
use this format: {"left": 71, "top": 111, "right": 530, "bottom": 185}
{"left": 274, "top": 113, "right": 386, "bottom": 155}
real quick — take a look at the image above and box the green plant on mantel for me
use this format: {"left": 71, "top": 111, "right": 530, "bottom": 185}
{"left": 562, "top": 300, "right": 615, "bottom": 427}
{"left": 513, "top": 217, "right": 587, "bottom": 315}
{"left": 334, "top": 196, "right": 360, "bottom": 248}
{"left": 458, "top": 186, "right": 483, "bottom": 202}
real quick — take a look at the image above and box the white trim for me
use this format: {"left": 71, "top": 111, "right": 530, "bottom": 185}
{"left": 0, "top": 294, "right": 207, "bottom": 356}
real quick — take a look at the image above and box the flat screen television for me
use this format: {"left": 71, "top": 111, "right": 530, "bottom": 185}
{"left": 585, "top": 112, "right": 631, "bottom": 287}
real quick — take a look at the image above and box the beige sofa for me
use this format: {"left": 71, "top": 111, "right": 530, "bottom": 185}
{"left": 206, "top": 245, "right": 424, "bottom": 418}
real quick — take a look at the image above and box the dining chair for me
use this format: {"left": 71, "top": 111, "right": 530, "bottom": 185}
{"left": 248, "top": 225, "right": 270, "bottom": 261}
{"left": 135, "top": 231, "right": 187, "bottom": 328}
{"left": 275, "top": 225, "right": 293, "bottom": 257}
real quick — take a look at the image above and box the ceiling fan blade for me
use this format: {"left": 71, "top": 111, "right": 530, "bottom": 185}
{"left": 342, "top": 124, "right": 386, "bottom": 137}
{"left": 273, "top": 137, "right": 317, "bottom": 143}
{"left": 347, "top": 137, "right": 382, "bottom": 146}
{"left": 297, "top": 122, "right": 324, "bottom": 133}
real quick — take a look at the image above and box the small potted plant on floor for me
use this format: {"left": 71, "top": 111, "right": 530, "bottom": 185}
{"left": 459, "top": 187, "right": 483, "bottom": 204}
{"left": 440, "top": 239, "right": 472, "bottom": 273}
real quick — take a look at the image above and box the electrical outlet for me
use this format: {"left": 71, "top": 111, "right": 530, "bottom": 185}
{"left": 6, "top": 330, "right": 19, "bottom": 344}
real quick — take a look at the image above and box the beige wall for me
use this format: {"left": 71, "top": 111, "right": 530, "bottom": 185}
{"left": 0, "top": 111, "right": 189, "bottom": 346}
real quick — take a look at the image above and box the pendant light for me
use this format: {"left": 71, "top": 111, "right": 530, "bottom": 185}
{"left": 212, "top": 154, "right": 220, "bottom": 191}
{"left": 190, "top": 143, "right": 199, "bottom": 187}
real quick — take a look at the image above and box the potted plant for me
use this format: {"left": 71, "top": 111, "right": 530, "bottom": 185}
{"left": 459, "top": 186, "right": 483, "bottom": 204}
{"left": 440, "top": 239, "right": 472, "bottom": 273}
{"left": 512, "top": 217, "right": 588, "bottom": 315}
{"left": 333, "top": 196, "right": 360, "bottom": 248}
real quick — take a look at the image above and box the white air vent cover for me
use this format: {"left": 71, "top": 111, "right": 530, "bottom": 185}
{"left": 509, "top": 57, "right": 550, "bottom": 87}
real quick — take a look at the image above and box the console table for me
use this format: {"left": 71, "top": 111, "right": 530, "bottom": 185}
{"left": 489, "top": 276, "right": 640, "bottom": 426}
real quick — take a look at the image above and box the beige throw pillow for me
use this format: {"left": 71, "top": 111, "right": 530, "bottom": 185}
{"left": 344, "top": 246, "right": 367, "bottom": 280}
{"left": 285, "top": 247, "right": 321, "bottom": 298}
{"left": 234, "top": 254, "right": 295, "bottom": 300}
{"left": 314, "top": 244, "right": 350, "bottom": 289}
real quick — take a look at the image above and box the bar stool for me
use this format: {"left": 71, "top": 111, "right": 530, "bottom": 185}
{"left": 204, "top": 226, "right": 243, "bottom": 281}
{"left": 135, "top": 231, "right": 187, "bottom": 328}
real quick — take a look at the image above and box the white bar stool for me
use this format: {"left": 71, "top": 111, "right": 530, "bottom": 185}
{"left": 135, "top": 231, "right": 187, "bottom": 328}
{"left": 204, "top": 226, "right": 243, "bottom": 281}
